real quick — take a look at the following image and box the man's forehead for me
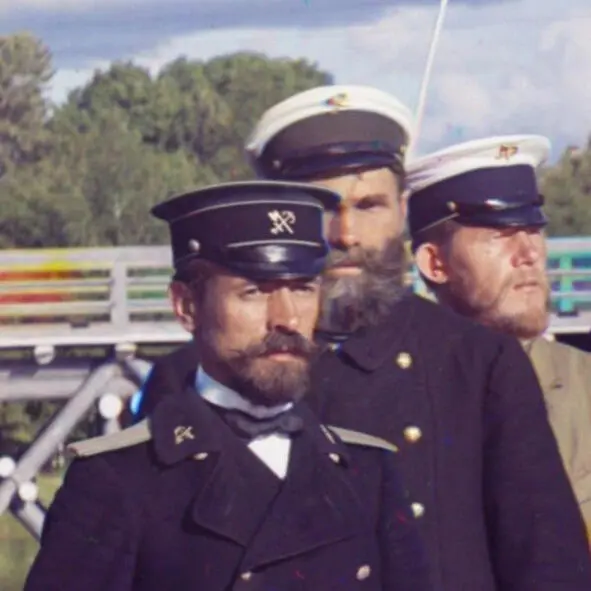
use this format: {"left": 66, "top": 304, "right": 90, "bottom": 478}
{"left": 457, "top": 223, "right": 544, "bottom": 241}
{"left": 217, "top": 272, "right": 319, "bottom": 287}
{"left": 310, "top": 168, "right": 400, "bottom": 202}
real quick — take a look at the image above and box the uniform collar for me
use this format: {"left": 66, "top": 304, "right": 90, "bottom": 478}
{"left": 195, "top": 365, "right": 293, "bottom": 419}
{"left": 149, "top": 385, "right": 349, "bottom": 466}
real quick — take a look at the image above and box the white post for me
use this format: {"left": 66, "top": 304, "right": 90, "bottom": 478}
{"left": 410, "top": 0, "right": 450, "bottom": 156}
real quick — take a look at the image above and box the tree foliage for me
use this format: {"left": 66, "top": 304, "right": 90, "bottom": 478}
{"left": 0, "top": 36, "right": 332, "bottom": 248}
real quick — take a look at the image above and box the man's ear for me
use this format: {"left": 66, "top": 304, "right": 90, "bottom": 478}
{"left": 414, "top": 242, "right": 450, "bottom": 285}
{"left": 169, "top": 281, "right": 199, "bottom": 333}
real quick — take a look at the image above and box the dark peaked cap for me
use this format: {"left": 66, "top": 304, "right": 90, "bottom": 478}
{"left": 151, "top": 180, "right": 340, "bottom": 281}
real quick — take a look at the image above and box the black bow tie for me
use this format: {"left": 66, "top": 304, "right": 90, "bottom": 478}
{"left": 209, "top": 405, "right": 304, "bottom": 440}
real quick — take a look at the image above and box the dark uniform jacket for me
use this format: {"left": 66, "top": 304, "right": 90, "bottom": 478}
{"left": 132, "top": 294, "right": 591, "bottom": 590}
{"left": 24, "top": 386, "right": 432, "bottom": 591}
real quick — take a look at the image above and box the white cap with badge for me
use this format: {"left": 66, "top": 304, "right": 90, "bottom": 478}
{"left": 406, "top": 135, "right": 551, "bottom": 239}
{"left": 245, "top": 85, "right": 415, "bottom": 180}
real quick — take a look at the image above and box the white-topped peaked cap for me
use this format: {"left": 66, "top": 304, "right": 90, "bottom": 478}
{"left": 245, "top": 85, "right": 415, "bottom": 181}
{"left": 406, "top": 135, "right": 551, "bottom": 238}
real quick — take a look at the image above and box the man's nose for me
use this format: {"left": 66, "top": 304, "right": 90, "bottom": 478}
{"left": 267, "top": 288, "right": 299, "bottom": 332}
{"left": 512, "top": 231, "right": 542, "bottom": 266}
{"left": 325, "top": 208, "right": 359, "bottom": 249}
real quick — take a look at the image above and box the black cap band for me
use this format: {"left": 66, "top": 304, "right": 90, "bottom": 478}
{"left": 151, "top": 181, "right": 339, "bottom": 281}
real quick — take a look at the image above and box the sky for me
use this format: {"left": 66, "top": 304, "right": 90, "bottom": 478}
{"left": 2, "top": 0, "right": 590, "bottom": 161}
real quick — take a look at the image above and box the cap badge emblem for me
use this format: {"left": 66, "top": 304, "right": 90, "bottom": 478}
{"left": 268, "top": 210, "right": 296, "bottom": 235}
{"left": 325, "top": 93, "right": 348, "bottom": 110}
{"left": 496, "top": 144, "right": 518, "bottom": 160}
{"left": 174, "top": 426, "right": 195, "bottom": 445}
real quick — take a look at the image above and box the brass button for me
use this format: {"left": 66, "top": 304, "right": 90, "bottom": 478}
{"left": 396, "top": 352, "right": 412, "bottom": 369}
{"left": 403, "top": 426, "right": 422, "bottom": 443}
{"left": 328, "top": 343, "right": 339, "bottom": 352}
{"left": 194, "top": 452, "right": 208, "bottom": 461}
{"left": 356, "top": 564, "right": 371, "bottom": 580}
{"left": 329, "top": 453, "right": 340, "bottom": 464}
{"left": 240, "top": 571, "right": 252, "bottom": 581}
{"left": 411, "top": 502, "right": 425, "bottom": 518}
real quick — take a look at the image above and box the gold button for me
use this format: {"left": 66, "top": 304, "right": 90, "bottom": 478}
{"left": 194, "top": 452, "right": 208, "bottom": 461}
{"left": 356, "top": 564, "right": 371, "bottom": 580}
{"left": 240, "top": 571, "right": 252, "bottom": 581}
{"left": 329, "top": 453, "right": 340, "bottom": 464}
{"left": 411, "top": 502, "right": 425, "bottom": 518}
{"left": 396, "top": 352, "right": 412, "bottom": 369}
{"left": 403, "top": 426, "right": 422, "bottom": 443}
{"left": 328, "top": 343, "right": 338, "bottom": 352}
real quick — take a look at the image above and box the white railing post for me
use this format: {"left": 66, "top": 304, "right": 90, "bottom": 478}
{"left": 110, "top": 260, "right": 129, "bottom": 329}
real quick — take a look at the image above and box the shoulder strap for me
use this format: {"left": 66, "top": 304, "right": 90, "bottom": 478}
{"left": 326, "top": 425, "right": 398, "bottom": 453}
{"left": 67, "top": 419, "right": 152, "bottom": 458}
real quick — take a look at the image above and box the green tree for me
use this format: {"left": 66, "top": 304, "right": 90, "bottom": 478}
{"left": 0, "top": 33, "right": 53, "bottom": 178}
{"left": 0, "top": 44, "right": 335, "bottom": 248}
{"left": 68, "top": 109, "right": 211, "bottom": 246}
{"left": 540, "top": 141, "right": 591, "bottom": 236}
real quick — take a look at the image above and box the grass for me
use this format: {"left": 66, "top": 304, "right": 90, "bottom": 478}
{"left": 0, "top": 472, "right": 64, "bottom": 591}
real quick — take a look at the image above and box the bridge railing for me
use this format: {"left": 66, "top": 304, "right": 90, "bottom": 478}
{"left": 0, "top": 247, "right": 174, "bottom": 328}
{"left": 2, "top": 245, "right": 591, "bottom": 339}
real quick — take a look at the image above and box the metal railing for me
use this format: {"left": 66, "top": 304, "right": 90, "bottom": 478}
{"left": 2, "top": 245, "right": 591, "bottom": 349}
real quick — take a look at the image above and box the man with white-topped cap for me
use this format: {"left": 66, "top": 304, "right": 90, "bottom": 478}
{"left": 134, "top": 86, "right": 591, "bottom": 589}
{"left": 245, "top": 89, "right": 591, "bottom": 589}
{"left": 407, "top": 134, "right": 591, "bottom": 548}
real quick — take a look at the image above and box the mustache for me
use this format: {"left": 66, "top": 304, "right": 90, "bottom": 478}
{"left": 512, "top": 271, "right": 548, "bottom": 288}
{"left": 241, "top": 330, "right": 318, "bottom": 358}
{"left": 326, "top": 246, "right": 384, "bottom": 271}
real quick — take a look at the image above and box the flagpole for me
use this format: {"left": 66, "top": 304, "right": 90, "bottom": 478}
{"left": 410, "top": 0, "right": 449, "bottom": 156}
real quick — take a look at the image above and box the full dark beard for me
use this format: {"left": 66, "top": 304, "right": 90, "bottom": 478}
{"left": 317, "top": 236, "right": 409, "bottom": 334}
{"left": 220, "top": 330, "right": 319, "bottom": 407}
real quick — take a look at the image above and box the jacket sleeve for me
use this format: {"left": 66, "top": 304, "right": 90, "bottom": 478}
{"left": 24, "top": 456, "right": 139, "bottom": 591}
{"left": 378, "top": 450, "right": 433, "bottom": 591}
{"left": 483, "top": 336, "right": 591, "bottom": 590}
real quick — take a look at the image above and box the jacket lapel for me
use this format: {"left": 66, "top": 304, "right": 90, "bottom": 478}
{"left": 149, "top": 389, "right": 282, "bottom": 547}
{"left": 241, "top": 405, "right": 365, "bottom": 570}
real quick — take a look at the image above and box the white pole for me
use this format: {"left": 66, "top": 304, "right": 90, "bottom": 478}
{"left": 410, "top": 0, "right": 450, "bottom": 156}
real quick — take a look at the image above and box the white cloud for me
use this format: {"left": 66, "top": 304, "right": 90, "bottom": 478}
{"left": 45, "top": 0, "right": 591, "bottom": 158}
{"left": 348, "top": 0, "right": 591, "bottom": 154}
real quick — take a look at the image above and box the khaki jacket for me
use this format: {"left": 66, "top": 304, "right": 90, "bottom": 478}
{"left": 527, "top": 337, "right": 591, "bottom": 541}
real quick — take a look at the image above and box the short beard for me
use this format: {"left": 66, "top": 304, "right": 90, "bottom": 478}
{"left": 317, "top": 236, "right": 409, "bottom": 334}
{"left": 441, "top": 274, "right": 551, "bottom": 340}
{"left": 202, "top": 329, "right": 319, "bottom": 407}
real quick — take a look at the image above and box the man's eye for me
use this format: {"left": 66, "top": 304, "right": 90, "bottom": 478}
{"left": 356, "top": 200, "right": 382, "bottom": 210}
{"left": 241, "top": 287, "right": 261, "bottom": 297}
{"left": 295, "top": 283, "right": 318, "bottom": 293}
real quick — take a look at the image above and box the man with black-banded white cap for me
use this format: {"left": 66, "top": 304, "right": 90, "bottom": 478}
{"left": 407, "top": 134, "right": 591, "bottom": 549}
{"left": 245, "top": 88, "right": 591, "bottom": 590}
{"left": 246, "top": 84, "right": 414, "bottom": 342}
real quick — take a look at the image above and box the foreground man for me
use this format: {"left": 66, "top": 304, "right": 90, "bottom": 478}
{"left": 132, "top": 85, "right": 591, "bottom": 589}
{"left": 24, "top": 181, "right": 431, "bottom": 591}
{"left": 406, "top": 134, "right": 591, "bottom": 545}
{"left": 245, "top": 86, "right": 591, "bottom": 589}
